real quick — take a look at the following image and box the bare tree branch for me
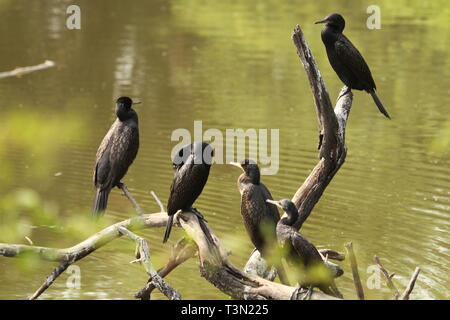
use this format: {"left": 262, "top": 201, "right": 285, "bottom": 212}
{"left": 319, "top": 249, "right": 345, "bottom": 261}
{"left": 374, "top": 255, "right": 399, "bottom": 299}
{"left": 119, "top": 183, "right": 145, "bottom": 215}
{"left": 0, "top": 60, "right": 55, "bottom": 79}
{"left": 150, "top": 190, "right": 165, "bottom": 213}
{"left": 345, "top": 242, "right": 364, "bottom": 300}
{"left": 290, "top": 25, "right": 352, "bottom": 230}
{"left": 0, "top": 213, "right": 168, "bottom": 261}
{"left": 135, "top": 238, "right": 196, "bottom": 300}
{"left": 400, "top": 267, "right": 421, "bottom": 300}
{"left": 118, "top": 226, "right": 181, "bottom": 300}
{"left": 29, "top": 259, "right": 73, "bottom": 300}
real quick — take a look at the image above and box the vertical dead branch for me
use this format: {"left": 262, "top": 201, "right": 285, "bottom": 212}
{"left": 291, "top": 26, "right": 338, "bottom": 158}
{"left": 345, "top": 242, "right": 365, "bottom": 300}
{"left": 290, "top": 25, "right": 352, "bottom": 230}
{"left": 400, "top": 267, "right": 421, "bottom": 300}
{"left": 119, "top": 183, "right": 145, "bottom": 215}
{"left": 374, "top": 255, "right": 399, "bottom": 299}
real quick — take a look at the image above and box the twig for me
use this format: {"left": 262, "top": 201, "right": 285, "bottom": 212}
{"left": 24, "top": 236, "right": 33, "bottom": 245}
{"left": 374, "top": 255, "right": 399, "bottom": 299}
{"left": 118, "top": 226, "right": 181, "bottom": 300}
{"left": 319, "top": 249, "right": 345, "bottom": 261}
{"left": 119, "top": 183, "right": 145, "bottom": 215}
{"left": 29, "top": 259, "right": 73, "bottom": 300}
{"left": 150, "top": 190, "right": 165, "bottom": 212}
{"left": 0, "top": 60, "right": 55, "bottom": 79}
{"left": 400, "top": 267, "right": 420, "bottom": 300}
{"left": 135, "top": 238, "right": 196, "bottom": 300}
{"left": 345, "top": 242, "right": 364, "bottom": 300}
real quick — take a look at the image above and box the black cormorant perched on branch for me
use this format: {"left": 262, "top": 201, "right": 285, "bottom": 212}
{"left": 266, "top": 199, "right": 343, "bottom": 297}
{"left": 92, "top": 96, "right": 140, "bottom": 217}
{"left": 315, "top": 13, "right": 391, "bottom": 119}
{"left": 230, "top": 160, "right": 280, "bottom": 257}
{"left": 163, "top": 142, "right": 214, "bottom": 243}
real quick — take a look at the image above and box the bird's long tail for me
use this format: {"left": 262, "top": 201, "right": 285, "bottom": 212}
{"left": 190, "top": 208, "right": 221, "bottom": 258}
{"left": 369, "top": 90, "right": 391, "bottom": 119}
{"left": 92, "top": 188, "right": 109, "bottom": 218}
{"left": 163, "top": 215, "right": 174, "bottom": 243}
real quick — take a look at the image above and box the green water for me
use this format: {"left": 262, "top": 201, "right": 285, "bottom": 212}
{"left": 0, "top": 0, "right": 449, "bottom": 300}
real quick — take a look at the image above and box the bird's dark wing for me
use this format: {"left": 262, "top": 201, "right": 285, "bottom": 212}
{"left": 240, "top": 184, "right": 279, "bottom": 252}
{"left": 93, "top": 120, "right": 117, "bottom": 187}
{"left": 167, "top": 168, "right": 185, "bottom": 215}
{"left": 335, "top": 35, "right": 376, "bottom": 90}
{"left": 240, "top": 186, "right": 261, "bottom": 225}
{"left": 290, "top": 230, "right": 323, "bottom": 267}
{"left": 240, "top": 186, "right": 265, "bottom": 249}
{"left": 109, "top": 124, "right": 139, "bottom": 185}
{"left": 94, "top": 121, "right": 139, "bottom": 190}
{"left": 259, "top": 183, "right": 280, "bottom": 224}
{"left": 167, "top": 163, "right": 210, "bottom": 216}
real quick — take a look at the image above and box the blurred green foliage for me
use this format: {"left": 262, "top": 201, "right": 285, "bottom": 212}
{"left": 0, "top": 187, "right": 115, "bottom": 244}
{"left": 0, "top": 109, "right": 87, "bottom": 184}
{"left": 0, "top": 188, "right": 57, "bottom": 243}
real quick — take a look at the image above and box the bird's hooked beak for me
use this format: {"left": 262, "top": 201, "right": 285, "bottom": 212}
{"left": 266, "top": 199, "right": 282, "bottom": 208}
{"left": 314, "top": 18, "right": 329, "bottom": 24}
{"left": 132, "top": 101, "right": 142, "bottom": 105}
{"left": 229, "top": 161, "right": 243, "bottom": 171}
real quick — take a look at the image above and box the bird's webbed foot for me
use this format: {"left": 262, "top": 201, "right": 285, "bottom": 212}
{"left": 190, "top": 207, "right": 207, "bottom": 222}
{"left": 290, "top": 285, "right": 312, "bottom": 300}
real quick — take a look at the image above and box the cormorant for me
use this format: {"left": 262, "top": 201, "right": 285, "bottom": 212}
{"left": 315, "top": 13, "right": 391, "bottom": 119}
{"left": 230, "top": 159, "right": 280, "bottom": 257}
{"left": 92, "top": 96, "right": 140, "bottom": 217}
{"left": 163, "top": 142, "right": 214, "bottom": 243}
{"left": 266, "top": 199, "right": 343, "bottom": 296}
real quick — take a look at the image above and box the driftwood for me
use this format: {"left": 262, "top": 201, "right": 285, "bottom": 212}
{"left": 0, "top": 60, "right": 55, "bottom": 79}
{"left": 0, "top": 25, "right": 421, "bottom": 300}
